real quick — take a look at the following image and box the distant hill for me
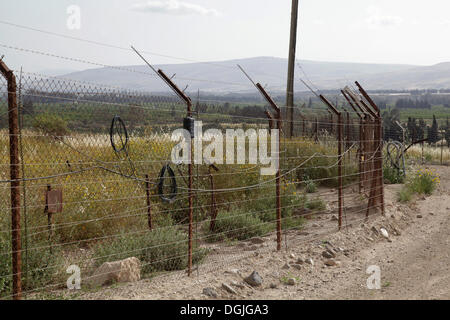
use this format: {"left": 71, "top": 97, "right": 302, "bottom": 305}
{"left": 60, "top": 56, "right": 450, "bottom": 93}
{"left": 350, "top": 62, "right": 450, "bottom": 90}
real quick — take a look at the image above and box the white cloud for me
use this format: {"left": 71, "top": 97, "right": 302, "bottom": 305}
{"left": 366, "top": 6, "right": 403, "bottom": 28}
{"left": 132, "top": 0, "right": 219, "bottom": 16}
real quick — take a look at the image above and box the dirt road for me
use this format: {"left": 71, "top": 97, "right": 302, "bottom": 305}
{"left": 327, "top": 183, "right": 450, "bottom": 299}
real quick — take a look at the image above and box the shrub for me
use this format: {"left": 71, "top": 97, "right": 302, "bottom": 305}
{"left": 280, "top": 214, "right": 305, "bottom": 231}
{"left": 397, "top": 168, "right": 439, "bottom": 202}
{"left": 206, "top": 209, "right": 271, "bottom": 242}
{"left": 241, "top": 183, "right": 306, "bottom": 230}
{"left": 280, "top": 189, "right": 307, "bottom": 230}
{"left": 0, "top": 234, "right": 64, "bottom": 298}
{"left": 304, "top": 179, "right": 317, "bottom": 193}
{"left": 93, "top": 227, "right": 208, "bottom": 275}
{"left": 408, "top": 168, "right": 440, "bottom": 195}
{"left": 0, "top": 237, "right": 13, "bottom": 296}
{"left": 397, "top": 188, "right": 413, "bottom": 203}
{"left": 383, "top": 165, "right": 405, "bottom": 184}
{"left": 424, "top": 153, "right": 433, "bottom": 162}
{"left": 305, "top": 197, "right": 326, "bottom": 211}
{"left": 32, "top": 113, "right": 70, "bottom": 137}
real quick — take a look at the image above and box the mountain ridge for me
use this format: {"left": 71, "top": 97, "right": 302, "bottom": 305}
{"left": 60, "top": 56, "right": 450, "bottom": 93}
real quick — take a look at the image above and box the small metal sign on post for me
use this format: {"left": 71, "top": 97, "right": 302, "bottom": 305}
{"left": 47, "top": 189, "right": 63, "bottom": 214}
{"left": 45, "top": 186, "right": 63, "bottom": 252}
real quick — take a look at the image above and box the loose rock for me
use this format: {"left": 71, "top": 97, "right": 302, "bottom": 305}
{"left": 88, "top": 257, "right": 141, "bottom": 287}
{"left": 324, "top": 259, "right": 337, "bottom": 267}
{"left": 380, "top": 228, "right": 389, "bottom": 239}
{"left": 222, "top": 283, "right": 238, "bottom": 295}
{"left": 282, "top": 263, "right": 291, "bottom": 270}
{"left": 287, "top": 278, "right": 296, "bottom": 286}
{"left": 305, "top": 258, "right": 314, "bottom": 266}
{"left": 371, "top": 226, "right": 379, "bottom": 236}
{"left": 244, "top": 271, "right": 263, "bottom": 287}
{"left": 230, "top": 280, "right": 245, "bottom": 289}
{"left": 322, "top": 250, "right": 335, "bottom": 259}
{"left": 392, "top": 227, "right": 402, "bottom": 236}
{"left": 225, "top": 268, "right": 240, "bottom": 275}
{"left": 203, "top": 287, "right": 218, "bottom": 298}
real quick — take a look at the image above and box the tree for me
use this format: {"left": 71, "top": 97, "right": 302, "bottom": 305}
{"left": 428, "top": 114, "right": 439, "bottom": 144}
{"left": 22, "top": 98, "right": 34, "bottom": 115}
{"left": 32, "top": 113, "right": 70, "bottom": 138}
{"left": 445, "top": 116, "right": 450, "bottom": 147}
{"left": 418, "top": 119, "right": 426, "bottom": 140}
{"left": 382, "top": 108, "right": 402, "bottom": 141}
{"left": 407, "top": 117, "right": 416, "bottom": 142}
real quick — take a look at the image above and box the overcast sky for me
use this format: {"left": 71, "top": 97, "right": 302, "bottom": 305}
{"left": 1, "top": 0, "right": 450, "bottom": 74}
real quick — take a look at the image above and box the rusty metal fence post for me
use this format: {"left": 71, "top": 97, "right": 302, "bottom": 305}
{"left": 345, "top": 110, "right": 350, "bottom": 163}
{"left": 153, "top": 74, "right": 191, "bottom": 273}
{"left": 355, "top": 82, "right": 385, "bottom": 216}
{"left": 145, "top": 174, "right": 153, "bottom": 230}
{"left": 208, "top": 164, "right": 219, "bottom": 232}
{"left": 275, "top": 107, "right": 282, "bottom": 250}
{"left": 341, "top": 90, "right": 364, "bottom": 194}
{"left": 258, "top": 84, "right": 282, "bottom": 250}
{"left": 319, "top": 95, "right": 343, "bottom": 229}
{"left": 237, "top": 65, "right": 283, "bottom": 251}
{"left": 337, "top": 113, "right": 343, "bottom": 229}
{"left": 315, "top": 117, "right": 319, "bottom": 141}
{"left": 302, "top": 117, "right": 306, "bottom": 136}
{"left": 44, "top": 184, "right": 52, "bottom": 247}
{"left": 359, "top": 117, "right": 364, "bottom": 193}
{"left": 159, "top": 70, "right": 194, "bottom": 275}
{"left": 131, "top": 47, "right": 195, "bottom": 275}
{"left": 0, "top": 59, "right": 22, "bottom": 300}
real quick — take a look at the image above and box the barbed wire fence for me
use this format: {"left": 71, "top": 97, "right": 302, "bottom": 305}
{"left": 1, "top": 50, "right": 448, "bottom": 300}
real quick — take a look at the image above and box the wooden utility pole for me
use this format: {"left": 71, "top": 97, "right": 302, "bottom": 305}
{"left": 286, "top": 0, "right": 299, "bottom": 138}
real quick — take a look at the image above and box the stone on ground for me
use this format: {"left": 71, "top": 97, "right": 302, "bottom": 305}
{"left": 305, "top": 258, "right": 314, "bottom": 266}
{"left": 380, "top": 228, "right": 389, "bottom": 239}
{"left": 324, "top": 259, "right": 337, "bottom": 267}
{"left": 88, "top": 257, "right": 141, "bottom": 287}
{"left": 222, "top": 283, "right": 238, "bottom": 295}
{"left": 322, "top": 250, "right": 335, "bottom": 259}
{"left": 203, "top": 287, "right": 218, "bottom": 298}
{"left": 244, "top": 271, "right": 263, "bottom": 287}
{"left": 287, "top": 278, "right": 296, "bottom": 286}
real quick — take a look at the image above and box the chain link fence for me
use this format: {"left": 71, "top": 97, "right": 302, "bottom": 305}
{"left": 2, "top": 65, "right": 447, "bottom": 299}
